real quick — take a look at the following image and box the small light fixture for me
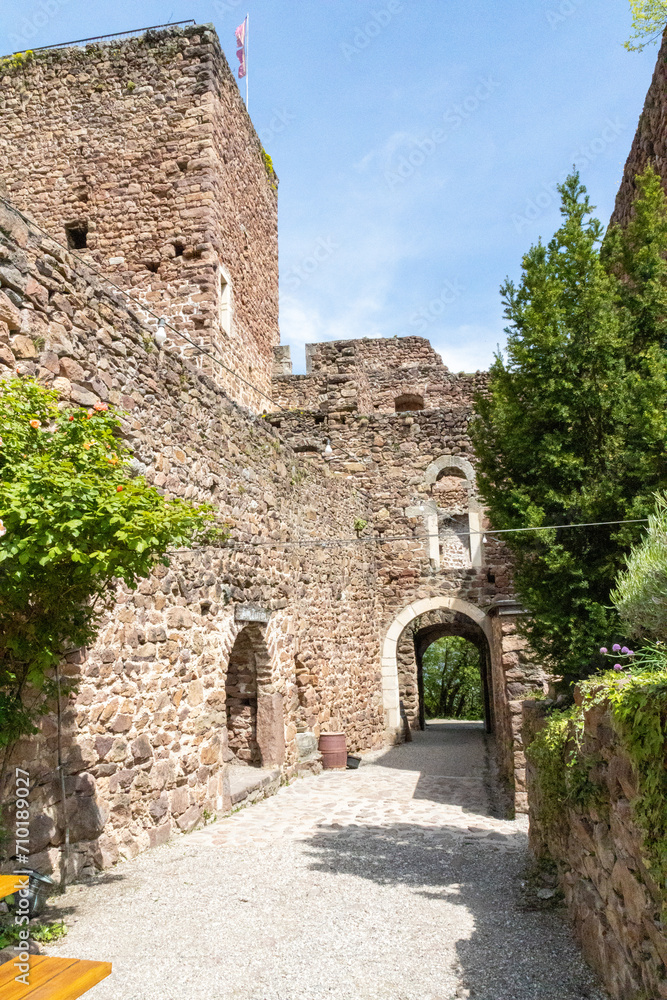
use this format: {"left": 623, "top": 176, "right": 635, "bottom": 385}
{"left": 324, "top": 438, "right": 332, "bottom": 455}
{"left": 154, "top": 318, "right": 167, "bottom": 349}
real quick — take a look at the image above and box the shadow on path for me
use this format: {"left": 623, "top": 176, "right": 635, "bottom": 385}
{"left": 305, "top": 820, "right": 607, "bottom": 1000}
{"left": 370, "top": 720, "right": 507, "bottom": 818}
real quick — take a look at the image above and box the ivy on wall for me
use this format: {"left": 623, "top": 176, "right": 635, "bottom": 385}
{"left": 527, "top": 671, "right": 667, "bottom": 896}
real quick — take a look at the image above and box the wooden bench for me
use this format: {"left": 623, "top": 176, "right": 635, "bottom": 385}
{"left": 0, "top": 955, "right": 111, "bottom": 1000}
{"left": 0, "top": 877, "right": 111, "bottom": 998}
{"left": 0, "top": 874, "right": 28, "bottom": 899}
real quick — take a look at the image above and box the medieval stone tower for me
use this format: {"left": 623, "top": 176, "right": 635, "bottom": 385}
{"left": 0, "top": 23, "right": 278, "bottom": 410}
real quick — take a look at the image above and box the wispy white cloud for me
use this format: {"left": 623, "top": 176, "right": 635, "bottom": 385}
{"left": 432, "top": 326, "right": 502, "bottom": 373}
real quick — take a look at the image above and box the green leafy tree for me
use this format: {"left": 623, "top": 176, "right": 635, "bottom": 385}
{"left": 625, "top": 0, "right": 667, "bottom": 51}
{"left": 0, "top": 377, "right": 216, "bottom": 800}
{"left": 422, "top": 637, "right": 484, "bottom": 720}
{"left": 470, "top": 170, "right": 667, "bottom": 687}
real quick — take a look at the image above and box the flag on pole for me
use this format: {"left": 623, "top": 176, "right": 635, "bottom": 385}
{"left": 235, "top": 17, "right": 247, "bottom": 80}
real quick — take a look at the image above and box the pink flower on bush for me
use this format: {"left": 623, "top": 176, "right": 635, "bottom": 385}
{"left": 600, "top": 647, "right": 608, "bottom": 654}
{"left": 613, "top": 664, "right": 622, "bottom": 672}
{"left": 612, "top": 644, "right": 621, "bottom": 653}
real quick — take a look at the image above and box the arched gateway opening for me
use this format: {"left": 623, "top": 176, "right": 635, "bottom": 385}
{"left": 382, "top": 597, "right": 494, "bottom": 737}
{"left": 225, "top": 623, "right": 285, "bottom": 768}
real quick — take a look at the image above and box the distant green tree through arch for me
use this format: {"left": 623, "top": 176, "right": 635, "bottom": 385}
{"left": 421, "top": 636, "right": 484, "bottom": 721}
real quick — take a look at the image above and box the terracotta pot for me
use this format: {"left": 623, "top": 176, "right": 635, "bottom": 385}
{"left": 318, "top": 732, "right": 347, "bottom": 769}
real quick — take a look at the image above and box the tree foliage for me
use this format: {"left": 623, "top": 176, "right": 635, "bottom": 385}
{"left": 0, "top": 377, "right": 216, "bottom": 776}
{"left": 470, "top": 170, "right": 667, "bottom": 687}
{"left": 422, "top": 636, "right": 484, "bottom": 720}
{"left": 625, "top": 0, "right": 667, "bottom": 51}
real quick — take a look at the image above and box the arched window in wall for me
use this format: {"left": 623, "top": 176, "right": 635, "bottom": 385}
{"left": 394, "top": 393, "right": 424, "bottom": 412}
{"left": 423, "top": 455, "right": 483, "bottom": 569}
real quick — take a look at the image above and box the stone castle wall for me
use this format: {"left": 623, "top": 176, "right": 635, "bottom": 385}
{"left": 0, "top": 198, "right": 384, "bottom": 879}
{"left": 611, "top": 26, "right": 667, "bottom": 227}
{"left": 524, "top": 696, "right": 667, "bottom": 999}
{"left": 273, "top": 338, "right": 488, "bottom": 415}
{"left": 0, "top": 24, "right": 278, "bottom": 411}
{"left": 271, "top": 342, "right": 548, "bottom": 807}
{"left": 0, "top": 22, "right": 550, "bottom": 874}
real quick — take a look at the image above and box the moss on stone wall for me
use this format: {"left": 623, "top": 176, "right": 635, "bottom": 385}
{"left": 0, "top": 50, "right": 33, "bottom": 75}
{"left": 525, "top": 706, "right": 600, "bottom": 829}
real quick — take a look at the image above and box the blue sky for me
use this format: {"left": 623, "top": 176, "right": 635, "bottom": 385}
{"left": 0, "top": 1, "right": 659, "bottom": 373}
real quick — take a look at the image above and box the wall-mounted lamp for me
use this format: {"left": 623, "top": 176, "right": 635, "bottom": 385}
{"left": 154, "top": 317, "right": 167, "bottom": 349}
{"left": 324, "top": 438, "right": 333, "bottom": 455}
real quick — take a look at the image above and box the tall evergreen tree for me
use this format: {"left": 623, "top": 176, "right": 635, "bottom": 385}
{"left": 470, "top": 170, "right": 667, "bottom": 686}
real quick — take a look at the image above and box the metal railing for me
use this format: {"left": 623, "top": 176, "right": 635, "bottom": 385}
{"left": 22, "top": 21, "right": 196, "bottom": 55}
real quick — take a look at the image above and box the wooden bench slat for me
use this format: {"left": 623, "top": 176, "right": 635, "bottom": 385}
{"left": 0, "top": 956, "right": 111, "bottom": 1000}
{"left": 0, "top": 955, "right": 47, "bottom": 987}
{"left": 2, "top": 957, "right": 78, "bottom": 1000}
{"left": 22, "top": 959, "right": 111, "bottom": 1000}
{"left": 0, "top": 874, "right": 28, "bottom": 900}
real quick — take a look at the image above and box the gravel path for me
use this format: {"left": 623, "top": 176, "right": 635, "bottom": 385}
{"left": 45, "top": 721, "right": 606, "bottom": 1000}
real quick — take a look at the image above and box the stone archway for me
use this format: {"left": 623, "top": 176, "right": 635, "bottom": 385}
{"left": 381, "top": 597, "right": 493, "bottom": 734}
{"left": 382, "top": 596, "right": 550, "bottom": 811}
{"left": 397, "top": 608, "right": 493, "bottom": 733}
{"left": 225, "top": 623, "right": 285, "bottom": 768}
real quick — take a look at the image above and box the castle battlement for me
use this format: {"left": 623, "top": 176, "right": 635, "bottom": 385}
{"left": 272, "top": 338, "right": 487, "bottom": 414}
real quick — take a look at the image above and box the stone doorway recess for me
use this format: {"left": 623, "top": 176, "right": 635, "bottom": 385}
{"left": 225, "top": 623, "right": 285, "bottom": 768}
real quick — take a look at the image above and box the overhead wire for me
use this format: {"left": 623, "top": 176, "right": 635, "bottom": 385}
{"left": 0, "top": 202, "right": 653, "bottom": 551}
{"left": 222, "top": 517, "right": 650, "bottom": 550}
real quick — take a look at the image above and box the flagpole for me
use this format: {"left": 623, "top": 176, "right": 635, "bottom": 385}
{"left": 245, "top": 13, "right": 249, "bottom": 111}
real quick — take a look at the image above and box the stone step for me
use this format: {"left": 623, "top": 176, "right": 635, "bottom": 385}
{"left": 228, "top": 765, "right": 281, "bottom": 808}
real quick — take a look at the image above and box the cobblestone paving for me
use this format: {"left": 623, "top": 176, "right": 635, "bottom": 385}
{"left": 47, "top": 722, "right": 606, "bottom": 1000}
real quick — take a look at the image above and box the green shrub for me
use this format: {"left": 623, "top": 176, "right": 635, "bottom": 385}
{"left": 261, "top": 149, "right": 274, "bottom": 177}
{"left": 526, "top": 706, "right": 599, "bottom": 828}
{"left": 0, "top": 915, "right": 66, "bottom": 949}
{"left": 612, "top": 493, "right": 667, "bottom": 639}
{"left": 588, "top": 671, "right": 667, "bottom": 890}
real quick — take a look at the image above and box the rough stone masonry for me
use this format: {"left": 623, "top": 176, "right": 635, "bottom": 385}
{"left": 0, "top": 23, "right": 545, "bottom": 879}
